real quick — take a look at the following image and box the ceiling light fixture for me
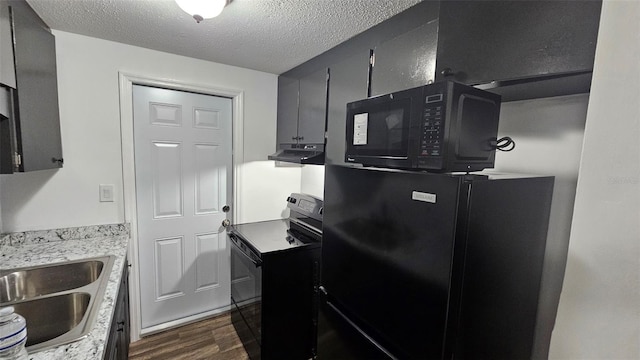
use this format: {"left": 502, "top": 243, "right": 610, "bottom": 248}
{"left": 175, "top": 0, "right": 227, "bottom": 23}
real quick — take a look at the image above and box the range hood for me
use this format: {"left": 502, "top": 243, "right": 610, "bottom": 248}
{"left": 268, "top": 145, "right": 325, "bottom": 165}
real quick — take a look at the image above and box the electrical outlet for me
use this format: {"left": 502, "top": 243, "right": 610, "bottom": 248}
{"left": 99, "top": 184, "right": 115, "bottom": 202}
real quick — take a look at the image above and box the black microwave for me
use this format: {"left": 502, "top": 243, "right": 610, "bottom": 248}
{"left": 345, "top": 81, "right": 502, "bottom": 172}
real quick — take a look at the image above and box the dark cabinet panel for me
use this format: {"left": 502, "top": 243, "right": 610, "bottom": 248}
{"left": 371, "top": 20, "right": 438, "bottom": 97}
{"left": 298, "top": 68, "right": 328, "bottom": 145}
{"left": 105, "top": 261, "right": 130, "bottom": 360}
{"left": 276, "top": 75, "right": 299, "bottom": 147}
{"left": 279, "top": 0, "right": 602, "bottom": 108}
{"left": 0, "top": 1, "right": 16, "bottom": 88}
{"left": 326, "top": 51, "right": 370, "bottom": 166}
{"left": 275, "top": 68, "right": 327, "bottom": 150}
{"left": 1, "top": 1, "right": 63, "bottom": 173}
{"left": 0, "top": 87, "right": 14, "bottom": 173}
{"left": 436, "top": 0, "right": 602, "bottom": 86}
{"left": 11, "top": 4, "right": 62, "bottom": 171}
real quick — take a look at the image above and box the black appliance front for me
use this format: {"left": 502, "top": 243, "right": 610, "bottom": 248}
{"left": 317, "top": 289, "right": 395, "bottom": 360}
{"left": 230, "top": 234, "right": 262, "bottom": 359}
{"left": 321, "top": 165, "right": 463, "bottom": 359}
{"left": 344, "top": 81, "right": 501, "bottom": 172}
{"left": 229, "top": 204, "right": 322, "bottom": 360}
{"left": 319, "top": 165, "right": 555, "bottom": 360}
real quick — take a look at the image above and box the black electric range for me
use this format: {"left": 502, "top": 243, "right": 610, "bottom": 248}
{"left": 228, "top": 193, "right": 323, "bottom": 360}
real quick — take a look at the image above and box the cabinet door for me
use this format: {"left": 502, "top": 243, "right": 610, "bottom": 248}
{"left": 276, "top": 75, "right": 299, "bottom": 147}
{"left": 0, "top": 87, "right": 15, "bottom": 173}
{"left": 105, "top": 263, "right": 130, "bottom": 360}
{"left": 11, "top": 4, "right": 63, "bottom": 171}
{"left": 104, "top": 304, "right": 119, "bottom": 360}
{"left": 121, "top": 267, "right": 130, "bottom": 360}
{"left": 0, "top": 1, "right": 16, "bottom": 88}
{"left": 436, "top": 0, "right": 602, "bottom": 85}
{"left": 370, "top": 21, "right": 438, "bottom": 97}
{"left": 115, "top": 301, "right": 127, "bottom": 360}
{"left": 326, "top": 52, "right": 370, "bottom": 165}
{"left": 298, "top": 68, "right": 328, "bottom": 145}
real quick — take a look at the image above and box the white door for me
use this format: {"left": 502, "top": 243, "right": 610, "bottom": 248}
{"left": 132, "top": 85, "right": 233, "bottom": 329}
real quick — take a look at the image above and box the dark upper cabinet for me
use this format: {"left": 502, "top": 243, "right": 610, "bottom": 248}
{"left": 11, "top": 2, "right": 63, "bottom": 172}
{"left": 275, "top": 68, "right": 328, "bottom": 148}
{"left": 0, "top": 0, "right": 63, "bottom": 173}
{"left": 276, "top": 75, "right": 300, "bottom": 147}
{"left": 271, "top": 67, "right": 328, "bottom": 164}
{"left": 298, "top": 68, "right": 329, "bottom": 145}
{"left": 435, "top": 0, "right": 602, "bottom": 96}
{"left": 0, "top": 1, "right": 16, "bottom": 88}
{"left": 325, "top": 51, "right": 371, "bottom": 165}
{"left": 370, "top": 20, "right": 439, "bottom": 97}
{"left": 370, "top": 1, "right": 601, "bottom": 100}
{"left": 0, "top": 87, "right": 14, "bottom": 173}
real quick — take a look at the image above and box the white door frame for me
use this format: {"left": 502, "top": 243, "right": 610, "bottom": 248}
{"left": 118, "top": 72, "right": 244, "bottom": 341}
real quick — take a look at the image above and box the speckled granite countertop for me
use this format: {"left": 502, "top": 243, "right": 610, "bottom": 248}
{"left": 0, "top": 224, "right": 129, "bottom": 360}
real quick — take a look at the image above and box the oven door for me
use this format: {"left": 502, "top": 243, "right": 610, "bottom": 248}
{"left": 230, "top": 233, "right": 262, "bottom": 357}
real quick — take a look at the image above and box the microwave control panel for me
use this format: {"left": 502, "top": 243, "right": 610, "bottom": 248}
{"left": 420, "top": 93, "right": 444, "bottom": 157}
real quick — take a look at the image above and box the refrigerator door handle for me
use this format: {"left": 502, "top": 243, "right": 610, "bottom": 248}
{"left": 326, "top": 300, "right": 399, "bottom": 360}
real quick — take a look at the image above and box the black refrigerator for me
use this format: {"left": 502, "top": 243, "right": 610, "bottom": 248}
{"left": 318, "top": 165, "right": 554, "bottom": 359}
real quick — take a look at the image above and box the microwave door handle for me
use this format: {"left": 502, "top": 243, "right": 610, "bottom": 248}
{"left": 230, "top": 237, "right": 262, "bottom": 267}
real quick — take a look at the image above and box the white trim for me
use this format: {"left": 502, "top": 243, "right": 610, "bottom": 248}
{"left": 118, "top": 72, "right": 244, "bottom": 342}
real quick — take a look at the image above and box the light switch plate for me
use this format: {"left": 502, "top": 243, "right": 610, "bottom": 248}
{"left": 99, "top": 184, "right": 114, "bottom": 202}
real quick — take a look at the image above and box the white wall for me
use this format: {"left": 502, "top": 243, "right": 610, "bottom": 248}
{"left": 550, "top": 1, "right": 640, "bottom": 358}
{"left": 301, "top": 165, "right": 325, "bottom": 199}
{"left": 0, "top": 31, "right": 300, "bottom": 232}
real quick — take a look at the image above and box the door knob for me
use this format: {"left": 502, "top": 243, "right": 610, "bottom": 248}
{"left": 222, "top": 219, "right": 230, "bottom": 228}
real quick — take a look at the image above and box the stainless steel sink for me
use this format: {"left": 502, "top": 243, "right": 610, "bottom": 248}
{"left": 0, "top": 256, "right": 115, "bottom": 353}
{"left": 13, "top": 293, "right": 91, "bottom": 347}
{"left": 0, "top": 260, "right": 104, "bottom": 303}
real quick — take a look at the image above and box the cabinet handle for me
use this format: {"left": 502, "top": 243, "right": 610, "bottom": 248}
{"left": 292, "top": 136, "right": 298, "bottom": 140}
{"left": 440, "top": 68, "right": 455, "bottom": 77}
{"left": 51, "top": 157, "right": 64, "bottom": 165}
{"left": 298, "top": 136, "right": 304, "bottom": 141}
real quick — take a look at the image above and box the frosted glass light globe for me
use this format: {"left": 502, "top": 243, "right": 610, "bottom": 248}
{"left": 175, "top": 0, "right": 226, "bottom": 22}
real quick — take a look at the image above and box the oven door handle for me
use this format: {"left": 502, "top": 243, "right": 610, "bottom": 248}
{"left": 230, "top": 235, "right": 262, "bottom": 267}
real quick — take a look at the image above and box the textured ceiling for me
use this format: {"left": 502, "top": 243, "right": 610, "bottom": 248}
{"left": 26, "top": 0, "right": 422, "bottom": 74}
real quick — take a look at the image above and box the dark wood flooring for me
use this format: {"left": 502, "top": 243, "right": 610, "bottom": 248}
{"left": 128, "top": 312, "right": 249, "bottom": 360}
